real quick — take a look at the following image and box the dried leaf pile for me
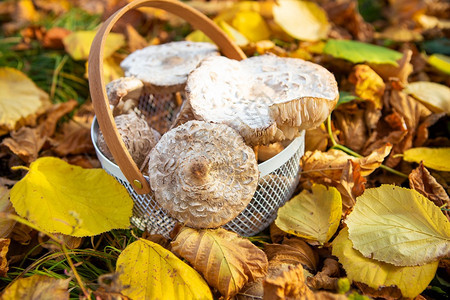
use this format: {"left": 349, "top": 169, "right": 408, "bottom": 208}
{"left": 1, "top": 0, "right": 449, "bottom": 299}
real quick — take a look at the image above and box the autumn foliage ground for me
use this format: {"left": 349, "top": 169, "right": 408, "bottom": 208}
{"left": 0, "top": 0, "right": 449, "bottom": 299}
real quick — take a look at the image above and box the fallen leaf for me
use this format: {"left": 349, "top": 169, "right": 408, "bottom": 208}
{"left": 10, "top": 157, "right": 133, "bottom": 237}
{"left": 301, "top": 144, "right": 392, "bottom": 181}
{"left": 264, "top": 237, "right": 319, "bottom": 272}
{"left": 63, "top": 30, "right": 124, "bottom": 61}
{"left": 332, "top": 228, "right": 439, "bottom": 299}
{"left": 346, "top": 185, "right": 450, "bottom": 266}
{"left": 336, "top": 160, "right": 366, "bottom": 215}
{"left": 2, "top": 0, "right": 40, "bottom": 35}
{"left": 405, "top": 81, "right": 450, "bottom": 114}
{"left": 171, "top": 227, "right": 268, "bottom": 299}
{"left": 275, "top": 184, "right": 342, "bottom": 245}
{"left": 0, "top": 238, "right": 10, "bottom": 277}
{"left": 335, "top": 91, "right": 362, "bottom": 108}
{"left": 369, "top": 49, "right": 413, "bottom": 84}
{"left": 231, "top": 10, "right": 270, "bottom": 42}
{"left": 0, "top": 67, "right": 50, "bottom": 136}
{"left": 375, "top": 26, "right": 423, "bottom": 42}
{"left": 409, "top": 162, "right": 450, "bottom": 219}
{"left": 323, "top": 39, "right": 403, "bottom": 65}
{"left": 428, "top": 53, "right": 450, "bottom": 75}
{"left": 116, "top": 238, "right": 212, "bottom": 300}
{"left": 387, "top": 0, "right": 426, "bottom": 22}
{"left": 0, "top": 185, "right": 16, "bottom": 238}
{"left": 1, "top": 127, "right": 46, "bottom": 163}
{"left": 124, "top": 24, "right": 148, "bottom": 53}
{"left": 333, "top": 106, "right": 367, "bottom": 152}
{"left": 273, "top": 0, "right": 330, "bottom": 42}
{"left": 51, "top": 120, "right": 94, "bottom": 156}
{"left": 414, "top": 112, "right": 445, "bottom": 147}
{"left": 304, "top": 125, "right": 328, "bottom": 152}
{"left": 349, "top": 65, "right": 385, "bottom": 109}
{"left": 306, "top": 258, "right": 340, "bottom": 291}
{"left": 403, "top": 147, "right": 450, "bottom": 171}
{"left": 42, "top": 27, "right": 71, "bottom": 49}
{"left": 1, "top": 275, "right": 70, "bottom": 300}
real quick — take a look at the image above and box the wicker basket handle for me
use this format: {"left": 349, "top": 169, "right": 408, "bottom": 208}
{"left": 88, "top": 0, "right": 246, "bottom": 194}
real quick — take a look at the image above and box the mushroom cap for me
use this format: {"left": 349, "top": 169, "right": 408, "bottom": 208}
{"left": 97, "top": 110, "right": 161, "bottom": 170}
{"left": 148, "top": 120, "right": 259, "bottom": 228}
{"left": 120, "top": 41, "right": 219, "bottom": 93}
{"left": 186, "top": 54, "right": 339, "bottom": 146}
{"left": 106, "top": 77, "right": 144, "bottom": 116}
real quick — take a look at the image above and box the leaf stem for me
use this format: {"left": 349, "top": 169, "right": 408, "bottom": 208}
{"left": 5, "top": 214, "right": 91, "bottom": 298}
{"left": 326, "top": 115, "right": 408, "bottom": 178}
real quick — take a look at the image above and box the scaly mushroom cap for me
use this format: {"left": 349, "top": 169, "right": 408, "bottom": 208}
{"left": 148, "top": 120, "right": 259, "bottom": 228}
{"left": 106, "top": 77, "right": 144, "bottom": 116}
{"left": 97, "top": 110, "right": 161, "bottom": 170}
{"left": 120, "top": 41, "right": 219, "bottom": 93}
{"left": 186, "top": 54, "right": 339, "bottom": 146}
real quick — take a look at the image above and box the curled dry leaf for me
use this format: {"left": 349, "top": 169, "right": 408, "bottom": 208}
{"left": 304, "top": 125, "right": 328, "bottom": 152}
{"left": 332, "top": 228, "right": 438, "bottom": 299}
{"left": 409, "top": 162, "right": 450, "bottom": 219}
{"left": 333, "top": 105, "right": 367, "bottom": 152}
{"left": 52, "top": 120, "right": 94, "bottom": 156}
{"left": 11, "top": 157, "right": 133, "bottom": 237}
{"left": 0, "top": 238, "right": 10, "bottom": 277}
{"left": 275, "top": 184, "right": 342, "bottom": 245}
{"left": 346, "top": 185, "right": 450, "bottom": 266}
{"left": 349, "top": 65, "right": 385, "bottom": 109}
{"left": 1, "top": 274, "right": 70, "bottom": 300}
{"left": 307, "top": 258, "right": 340, "bottom": 291}
{"left": 0, "top": 67, "right": 50, "bottom": 136}
{"left": 336, "top": 160, "right": 366, "bottom": 215}
{"left": 301, "top": 144, "right": 392, "bottom": 181}
{"left": 116, "top": 239, "right": 212, "bottom": 300}
{"left": 171, "top": 227, "right": 268, "bottom": 299}
{"left": 264, "top": 237, "right": 319, "bottom": 272}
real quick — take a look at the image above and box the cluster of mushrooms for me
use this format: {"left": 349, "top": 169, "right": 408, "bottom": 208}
{"left": 97, "top": 41, "right": 338, "bottom": 229}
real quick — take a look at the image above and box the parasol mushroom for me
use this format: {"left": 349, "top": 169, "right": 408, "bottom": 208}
{"left": 186, "top": 54, "right": 339, "bottom": 146}
{"left": 147, "top": 120, "right": 259, "bottom": 228}
{"left": 106, "top": 76, "right": 144, "bottom": 116}
{"left": 97, "top": 110, "right": 160, "bottom": 171}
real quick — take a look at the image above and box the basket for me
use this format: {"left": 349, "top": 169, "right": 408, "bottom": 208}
{"left": 88, "top": 0, "right": 305, "bottom": 237}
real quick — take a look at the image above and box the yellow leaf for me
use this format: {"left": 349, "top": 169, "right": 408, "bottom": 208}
{"left": 116, "top": 238, "right": 212, "bottom": 300}
{"left": 404, "top": 81, "right": 450, "bottom": 114}
{"left": 350, "top": 65, "right": 385, "bottom": 109}
{"left": 332, "top": 228, "right": 439, "bottom": 299}
{"left": 10, "top": 157, "right": 133, "bottom": 237}
{"left": 171, "top": 227, "right": 268, "bottom": 299}
{"left": 346, "top": 185, "right": 450, "bottom": 266}
{"left": 217, "top": 20, "right": 249, "bottom": 46}
{"left": 273, "top": 0, "right": 329, "bottom": 41}
{"left": 85, "top": 55, "right": 124, "bottom": 83}
{"left": 185, "top": 30, "right": 214, "bottom": 44}
{"left": 428, "top": 53, "right": 450, "bottom": 75}
{"left": 231, "top": 10, "right": 270, "bottom": 42}
{"left": 215, "top": 1, "right": 262, "bottom": 24}
{"left": 0, "top": 67, "right": 50, "bottom": 136}
{"left": 1, "top": 274, "right": 70, "bottom": 300}
{"left": 275, "top": 184, "right": 341, "bottom": 244}
{"left": 403, "top": 147, "right": 450, "bottom": 171}
{"left": 63, "top": 30, "right": 124, "bottom": 61}
{"left": 0, "top": 185, "right": 16, "bottom": 238}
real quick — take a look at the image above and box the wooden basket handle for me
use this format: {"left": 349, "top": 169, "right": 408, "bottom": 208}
{"left": 89, "top": 0, "right": 246, "bottom": 194}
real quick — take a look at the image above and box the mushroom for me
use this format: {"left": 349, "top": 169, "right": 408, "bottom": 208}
{"left": 120, "top": 41, "right": 219, "bottom": 94}
{"left": 147, "top": 120, "right": 259, "bottom": 228}
{"left": 97, "top": 110, "right": 161, "bottom": 171}
{"left": 186, "top": 54, "right": 339, "bottom": 146}
{"left": 258, "top": 142, "right": 285, "bottom": 162}
{"left": 106, "top": 77, "right": 144, "bottom": 116}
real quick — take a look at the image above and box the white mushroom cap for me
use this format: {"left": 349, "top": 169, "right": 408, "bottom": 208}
{"left": 97, "top": 110, "right": 161, "bottom": 170}
{"left": 120, "top": 41, "right": 219, "bottom": 93}
{"left": 106, "top": 77, "right": 144, "bottom": 116}
{"left": 186, "top": 54, "right": 339, "bottom": 146}
{"left": 148, "top": 120, "right": 259, "bottom": 228}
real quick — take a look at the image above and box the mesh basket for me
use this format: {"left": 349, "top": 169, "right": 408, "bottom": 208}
{"left": 88, "top": 0, "right": 305, "bottom": 237}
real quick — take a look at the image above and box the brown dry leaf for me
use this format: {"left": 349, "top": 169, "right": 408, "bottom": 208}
{"left": 307, "top": 258, "right": 340, "bottom": 291}
{"left": 42, "top": 27, "right": 71, "bottom": 49}
{"left": 264, "top": 237, "right": 319, "bottom": 272}
{"left": 370, "top": 50, "right": 413, "bottom": 84}
{"left": 269, "top": 223, "right": 288, "bottom": 244}
{"left": 349, "top": 65, "right": 385, "bottom": 109}
{"left": 0, "top": 185, "right": 16, "bottom": 238}
{"left": 263, "top": 263, "right": 347, "bottom": 300}
{"left": 41, "top": 99, "right": 79, "bottom": 137}
{"left": 304, "top": 125, "right": 329, "bottom": 152}
{"left": 235, "top": 279, "right": 264, "bottom": 300}
{"left": 51, "top": 120, "right": 94, "bottom": 156}
{"left": 322, "top": 0, "right": 374, "bottom": 42}
{"left": 2, "top": 0, "right": 40, "bottom": 35}
{"left": 0, "top": 238, "right": 10, "bottom": 277}
{"left": 387, "top": 0, "right": 426, "bottom": 23}
{"left": 337, "top": 160, "right": 366, "bottom": 215}
{"left": 171, "top": 227, "right": 268, "bottom": 299}
{"left": 415, "top": 113, "right": 445, "bottom": 147}
{"left": 1, "top": 127, "right": 46, "bottom": 163}
{"left": 124, "top": 24, "right": 148, "bottom": 53}
{"left": 301, "top": 144, "right": 392, "bottom": 182}
{"left": 1, "top": 274, "right": 70, "bottom": 300}
{"left": 333, "top": 107, "right": 367, "bottom": 152}
{"left": 355, "top": 281, "right": 403, "bottom": 299}
{"left": 409, "top": 162, "right": 450, "bottom": 219}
